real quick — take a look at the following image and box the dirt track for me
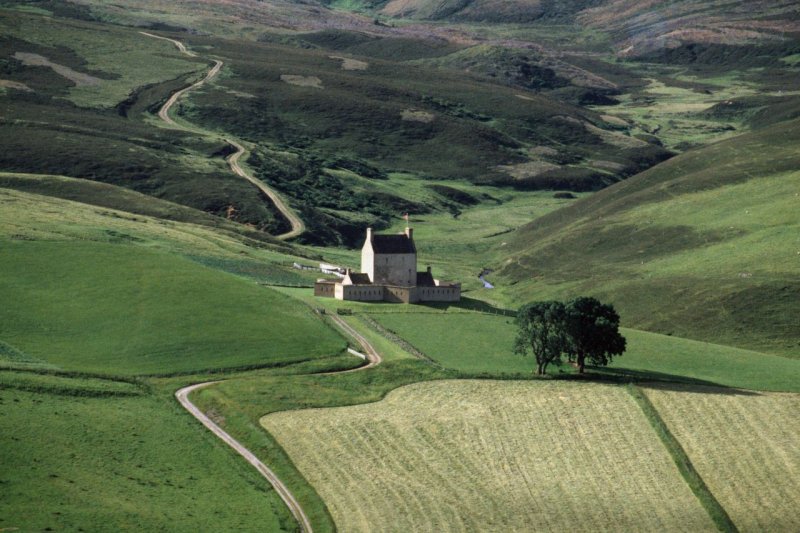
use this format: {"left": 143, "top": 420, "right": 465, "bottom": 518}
{"left": 225, "top": 138, "right": 305, "bottom": 239}
{"left": 143, "top": 31, "right": 382, "bottom": 532}
{"left": 175, "top": 381, "right": 314, "bottom": 532}
{"left": 140, "top": 32, "right": 304, "bottom": 240}
{"left": 174, "top": 315, "right": 381, "bottom": 533}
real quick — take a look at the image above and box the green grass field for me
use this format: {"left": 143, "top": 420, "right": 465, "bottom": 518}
{"left": 262, "top": 380, "right": 715, "bottom": 532}
{"left": 372, "top": 312, "right": 526, "bottom": 374}
{"left": 644, "top": 385, "right": 800, "bottom": 532}
{"left": 0, "top": 375, "right": 296, "bottom": 532}
{"left": 0, "top": 240, "right": 345, "bottom": 375}
{"left": 499, "top": 116, "right": 800, "bottom": 357}
{"left": 0, "top": 172, "right": 283, "bottom": 246}
{"left": 367, "top": 311, "right": 800, "bottom": 390}
{"left": 0, "top": 186, "right": 319, "bottom": 285}
{"left": 0, "top": 182, "right": 355, "bottom": 530}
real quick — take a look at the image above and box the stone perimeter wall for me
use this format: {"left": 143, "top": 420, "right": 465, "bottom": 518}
{"left": 337, "top": 284, "right": 385, "bottom": 301}
{"left": 417, "top": 286, "right": 460, "bottom": 302}
{"left": 315, "top": 281, "right": 460, "bottom": 303}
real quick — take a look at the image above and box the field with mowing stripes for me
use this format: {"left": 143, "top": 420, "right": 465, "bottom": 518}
{"left": 644, "top": 385, "right": 800, "bottom": 532}
{"left": 261, "top": 380, "right": 715, "bottom": 532}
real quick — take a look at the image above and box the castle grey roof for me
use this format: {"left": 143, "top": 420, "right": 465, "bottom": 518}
{"left": 347, "top": 272, "right": 372, "bottom": 285}
{"left": 416, "top": 271, "right": 435, "bottom": 286}
{"left": 371, "top": 234, "right": 415, "bottom": 254}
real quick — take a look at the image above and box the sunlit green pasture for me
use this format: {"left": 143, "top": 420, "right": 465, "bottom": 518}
{"left": 0, "top": 239, "right": 345, "bottom": 375}
{"left": 0, "top": 375, "right": 295, "bottom": 532}
{"left": 0, "top": 186, "right": 320, "bottom": 285}
{"left": 372, "top": 312, "right": 527, "bottom": 374}
{"left": 366, "top": 311, "right": 800, "bottom": 391}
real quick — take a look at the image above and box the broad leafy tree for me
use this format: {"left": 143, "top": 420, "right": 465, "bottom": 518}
{"left": 514, "top": 301, "right": 567, "bottom": 375}
{"left": 564, "top": 297, "right": 626, "bottom": 373}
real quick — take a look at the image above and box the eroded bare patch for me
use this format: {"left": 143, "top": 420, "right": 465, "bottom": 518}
{"left": 0, "top": 79, "right": 32, "bottom": 92}
{"left": 329, "top": 55, "right": 369, "bottom": 71}
{"left": 401, "top": 109, "right": 435, "bottom": 123}
{"left": 280, "top": 74, "right": 323, "bottom": 89}
{"left": 498, "top": 160, "right": 560, "bottom": 179}
{"left": 227, "top": 89, "right": 256, "bottom": 99}
{"left": 13, "top": 52, "right": 102, "bottom": 86}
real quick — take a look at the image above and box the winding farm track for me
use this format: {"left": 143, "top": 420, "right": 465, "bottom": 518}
{"left": 225, "top": 138, "right": 306, "bottom": 240}
{"left": 139, "top": 32, "right": 304, "bottom": 240}
{"left": 175, "top": 316, "right": 381, "bottom": 533}
{"left": 175, "top": 381, "right": 314, "bottom": 533}
{"left": 327, "top": 315, "right": 382, "bottom": 372}
{"left": 140, "top": 31, "right": 372, "bottom": 532}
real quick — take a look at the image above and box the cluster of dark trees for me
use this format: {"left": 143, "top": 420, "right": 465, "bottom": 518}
{"left": 514, "top": 297, "right": 626, "bottom": 375}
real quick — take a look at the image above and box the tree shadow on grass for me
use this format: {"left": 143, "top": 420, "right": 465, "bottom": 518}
{"left": 572, "top": 366, "right": 762, "bottom": 396}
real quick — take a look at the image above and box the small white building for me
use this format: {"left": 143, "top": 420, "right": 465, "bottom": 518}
{"left": 314, "top": 227, "right": 460, "bottom": 303}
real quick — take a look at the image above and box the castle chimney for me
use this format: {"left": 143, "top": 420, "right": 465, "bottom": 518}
{"left": 427, "top": 265, "right": 431, "bottom": 273}
{"left": 366, "top": 227, "right": 373, "bottom": 241}
{"left": 404, "top": 227, "right": 413, "bottom": 240}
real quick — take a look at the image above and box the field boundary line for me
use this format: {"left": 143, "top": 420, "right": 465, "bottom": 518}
{"left": 175, "top": 381, "right": 315, "bottom": 533}
{"left": 139, "top": 32, "right": 304, "bottom": 241}
{"left": 628, "top": 385, "right": 739, "bottom": 532}
{"left": 358, "top": 314, "right": 439, "bottom": 365}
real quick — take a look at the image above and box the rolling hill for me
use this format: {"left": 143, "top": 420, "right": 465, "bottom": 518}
{"left": 328, "top": 0, "right": 800, "bottom": 57}
{"left": 0, "top": 7, "right": 677, "bottom": 246}
{"left": 3, "top": 2, "right": 800, "bottom": 532}
{"left": 497, "top": 109, "right": 800, "bottom": 357}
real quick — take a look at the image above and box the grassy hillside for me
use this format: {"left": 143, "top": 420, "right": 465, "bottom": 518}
{"left": 0, "top": 240, "right": 345, "bottom": 375}
{"left": 576, "top": 0, "right": 800, "bottom": 57}
{"left": 0, "top": 10, "right": 289, "bottom": 233}
{"left": 0, "top": 172, "right": 285, "bottom": 245}
{"left": 0, "top": 377, "right": 296, "bottom": 532}
{"left": 367, "top": 311, "right": 800, "bottom": 391}
{"left": 498, "top": 115, "right": 800, "bottom": 357}
{"left": 0, "top": 182, "right": 353, "bottom": 529}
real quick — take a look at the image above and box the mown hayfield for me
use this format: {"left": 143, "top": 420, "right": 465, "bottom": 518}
{"left": 261, "top": 380, "right": 715, "bottom": 532}
{"left": 643, "top": 385, "right": 800, "bottom": 532}
{"left": 0, "top": 240, "right": 344, "bottom": 375}
{"left": 0, "top": 375, "right": 294, "bottom": 532}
